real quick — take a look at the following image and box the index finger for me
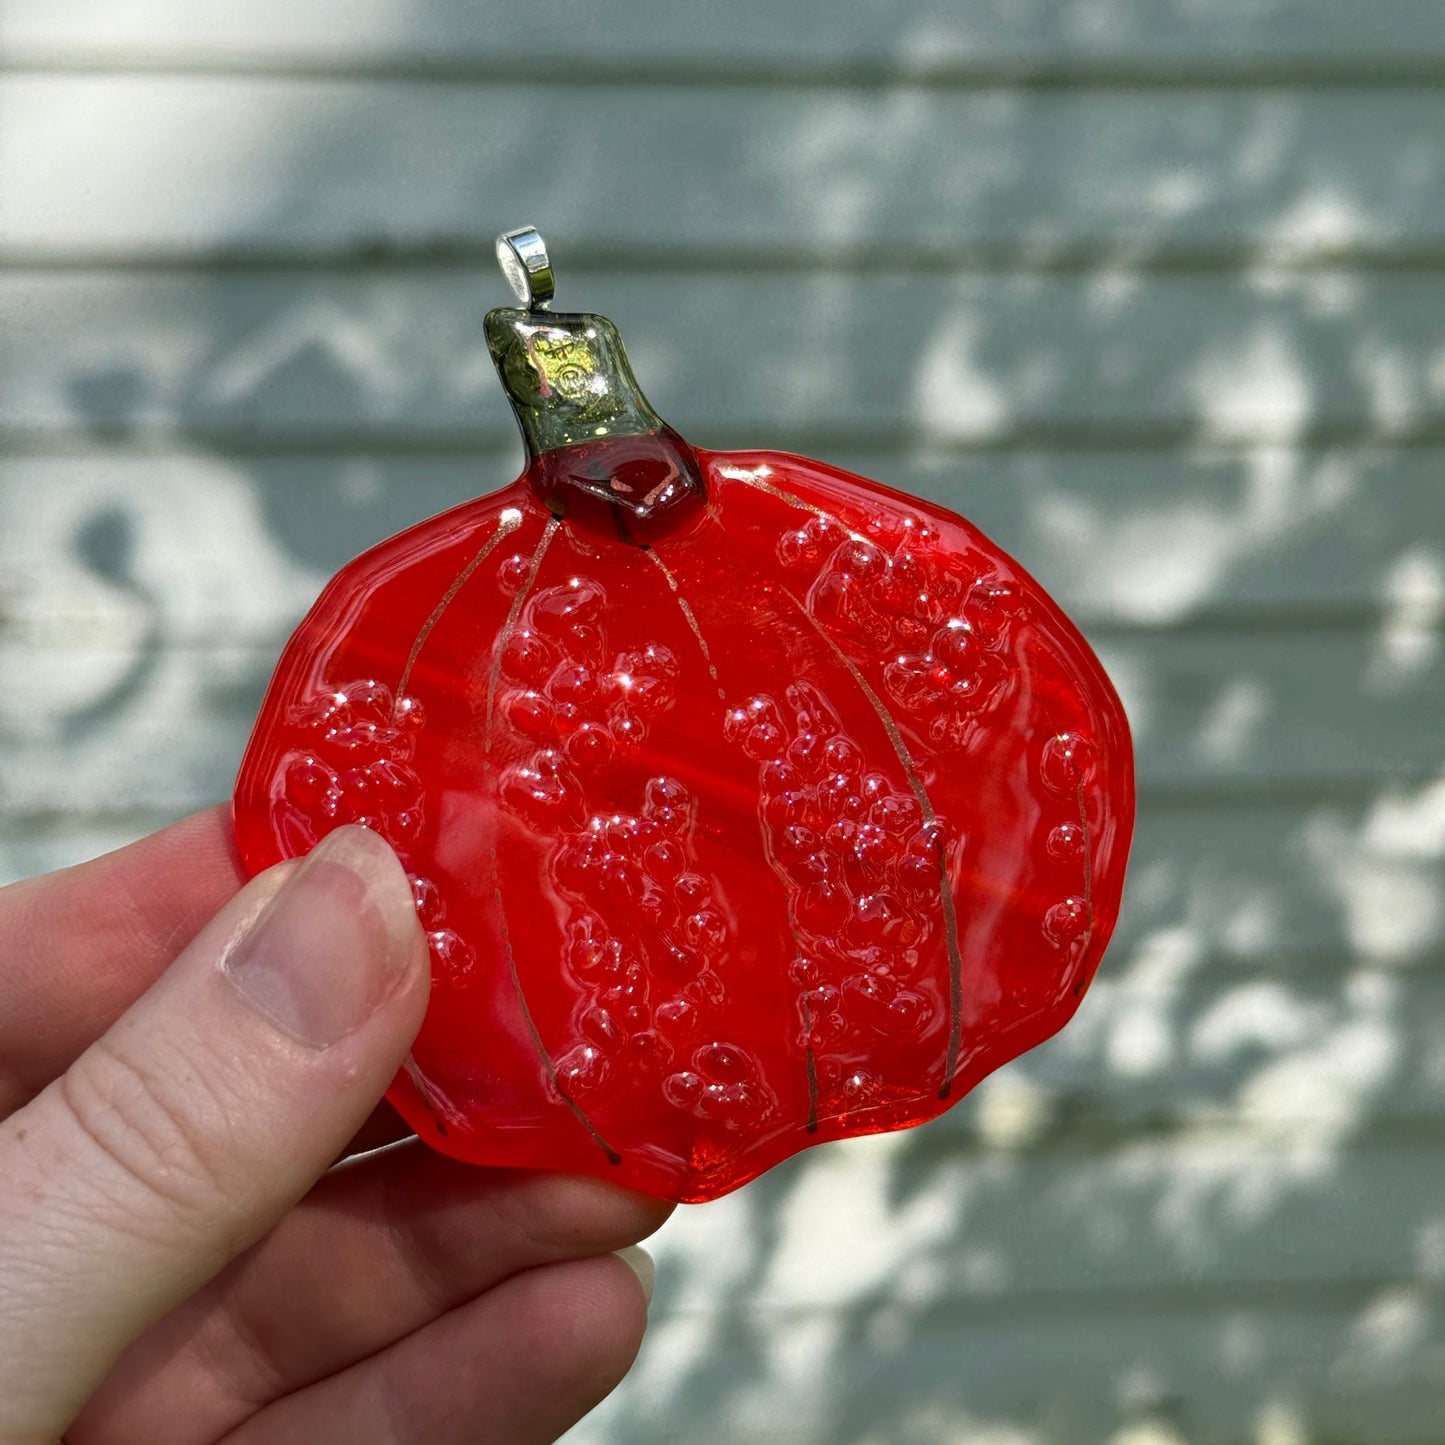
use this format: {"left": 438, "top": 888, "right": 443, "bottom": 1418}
{"left": 0, "top": 805, "right": 246, "bottom": 1117}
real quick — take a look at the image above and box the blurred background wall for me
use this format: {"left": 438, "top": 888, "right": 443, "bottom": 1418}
{"left": 2, "top": 3, "right": 1444, "bottom": 1441}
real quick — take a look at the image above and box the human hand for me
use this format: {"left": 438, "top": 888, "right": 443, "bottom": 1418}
{"left": 0, "top": 809, "right": 670, "bottom": 1444}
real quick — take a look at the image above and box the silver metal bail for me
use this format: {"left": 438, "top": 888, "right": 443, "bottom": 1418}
{"left": 495, "top": 226, "right": 555, "bottom": 310}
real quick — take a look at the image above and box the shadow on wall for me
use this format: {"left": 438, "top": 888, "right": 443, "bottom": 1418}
{"left": 2, "top": 2, "right": 1444, "bottom": 1439}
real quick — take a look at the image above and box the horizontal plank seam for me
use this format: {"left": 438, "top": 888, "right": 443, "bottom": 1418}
{"left": 6, "top": 244, "right": 1445, "bottom": 275}
{"left": 1139, "top": 776, "right": 1445, "bottom": 807}
{"left": 649, "top": 1269, "right": 1445, "bottom": 1326}
{"left": 3, "top": 435, "right": 1443, "bottom": 465}
{"left": 7, "top": 51, "right": 1445, "bottom": 89}
{"left": 2, "top": 775, "right": 1442, "bottom": 812}
{"left": 8, "top": 422, "right": 1445, "bottom": 455}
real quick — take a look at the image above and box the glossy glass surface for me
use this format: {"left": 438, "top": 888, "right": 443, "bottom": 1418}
{"left": 233, "top": 446, "right": 1134, "bottom": 1202}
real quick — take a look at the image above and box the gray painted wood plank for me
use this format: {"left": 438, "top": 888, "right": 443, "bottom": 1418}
{"left": 573, "top": 1283, "right": 1445, "bottom": 1443}
{"left": 7, "top": 270, "right": 1445, "bottom": 445}
{"left": 4, "top": 726, "right": 1441, "bottom": 959}
{"left": 3, "top": 449, "right": 1436, "bottom": 625}
{"left": 3, "top": 626, "right": 1438, "bottom": 805}
{"left": 636, "top": 1133, "right": 1445, "bottom": 1323}
{"left": 6, "top": 0, "right": 1445, "bottom": 71}
{"left": 651, "top": 1132, "right": 1445, "bottom": 1308}
{"left": 1110, "top": 798, "right": 1445, "bottom": 968}
{"left": 948, "top": 965, "right": 1445, "bottom": 1146}
{"left": 4, "top": 78, "right": 1445, "bottom": 258}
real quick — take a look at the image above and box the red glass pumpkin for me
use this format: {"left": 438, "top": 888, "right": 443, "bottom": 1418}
{"left": 233, "top": 231, "right": 1133, "bottom": 1202}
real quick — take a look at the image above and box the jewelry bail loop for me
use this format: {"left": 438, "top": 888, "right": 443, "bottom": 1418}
{"left": 495, "top": 226, "right": 556, "bottom": 310}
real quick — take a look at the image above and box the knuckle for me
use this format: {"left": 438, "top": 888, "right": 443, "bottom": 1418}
{"left": 505, "top": 1173, "right": 667, "bottom": 1260}
{"left": 57, "top": 1032, "right": 234, "bottom": 1238}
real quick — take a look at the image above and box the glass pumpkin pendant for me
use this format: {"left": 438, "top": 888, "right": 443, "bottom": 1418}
{"left": 233, "top": 228, "right": 1135, "bottom": 1202}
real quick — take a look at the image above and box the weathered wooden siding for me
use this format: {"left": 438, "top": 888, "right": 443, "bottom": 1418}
{"left": 2, "top": 4, "right": 1443, "bottom": 1441}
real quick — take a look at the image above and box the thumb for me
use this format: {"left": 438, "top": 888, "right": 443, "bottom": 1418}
{"left": 0, "top": 825, "right": 429, "bottom": 1443}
